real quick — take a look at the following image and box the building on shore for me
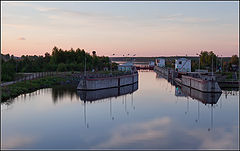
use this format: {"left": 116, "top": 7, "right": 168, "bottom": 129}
{"left": 175, "top": 58, "right": 191, "bottom": 72}
{"left": 155, "top": 58, "right": 165, "bottom": 67}
{"left": 118, "top": 62, "right": 136, "bottom": 72}
{"left": 149, "top": 61, "right": 155, "bottom": 67}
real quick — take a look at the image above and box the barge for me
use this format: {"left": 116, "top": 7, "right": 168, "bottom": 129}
{"left": 174, "top": 72, "right": 222, "bottom": 93}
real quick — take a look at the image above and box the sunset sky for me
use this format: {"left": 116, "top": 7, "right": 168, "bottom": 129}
{"left": 1, "top": 1, "right": 239, "bottom": 57}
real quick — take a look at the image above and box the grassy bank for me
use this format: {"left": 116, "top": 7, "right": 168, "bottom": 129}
{"left": 1, "top": 76, "right": 69, "bottom": 102}
{"left": 1, "top": 70, "right": 135, "bottom": 102}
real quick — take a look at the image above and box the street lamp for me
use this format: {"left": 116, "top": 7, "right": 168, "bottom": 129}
{"left": 211, "top": 55, "right": 213, "bottom": 76}
{"left": 221, "top": 55, "right": 223, "bottom": 74}
{"left": 216, "top": 55, "right": 218, "bottom": 72}
{"left": 132, "top": 54, "right": 136, "bottom": 63}
{"left": 196, "top": 53, "right": 200, "bottom": 71}
{"left": 84, "top": 53, "right": 87, "bottom": 77}
{"left": 110, "top": 53, "right": 115, "bottom": 75}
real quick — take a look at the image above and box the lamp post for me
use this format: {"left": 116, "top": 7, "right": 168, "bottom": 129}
{"left": 110, "top": 53, "right": 115, "bottom": 75}
{"left": 196, "top": 53, "right": 200, "bottom": 71}
{"left": 216, "top": 55, "right": 218, "bottom": 72}
{"left": 221, "top": 55, "right": 223, "bottom": 74}
{"left": 84, "top": 53, "right": 86, "bottom": 77}
{"left": 212, "top": 55, "right": 213, "bottom": 76}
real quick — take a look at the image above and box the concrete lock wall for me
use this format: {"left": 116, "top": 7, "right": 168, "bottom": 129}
{"left": 86, "top": 78, "right": 118, "bottom": 90}
{"left": 181, "top": 75, "right": 221, "bottom": 92}
{"left": 119, "top": 73, "right": 138, "bottom": 86}
{"left": 154, "top": 66, "right": 168, "bottom": 77}
{"left": 182, "top": 76, "right": 206, "bottom": 91}
{"left": 77, "top": 73, "right": 138, "bottom": 90}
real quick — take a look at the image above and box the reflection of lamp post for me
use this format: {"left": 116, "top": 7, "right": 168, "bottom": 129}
{"left": 83, "top": 102, "right": 89, "bottom": 128}
{"left": 208, "top": 105, "right": 213, "bottom": 131}
{"left": 195, "top": 101, "right": 200, "bottom": 123}
{"left": 109, "top": 98, "right": 114, "bottom": 120}
{"left": 185, "top": 97, "right": 189, "bottom": 115}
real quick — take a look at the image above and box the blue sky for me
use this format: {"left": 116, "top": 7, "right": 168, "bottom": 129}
{"left": 2, "top": 1, "right": 239, "bottom": 57}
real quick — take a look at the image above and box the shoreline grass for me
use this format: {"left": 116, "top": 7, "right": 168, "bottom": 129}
{"left": 1, "top": 76, "right": 69, "bottom": 102}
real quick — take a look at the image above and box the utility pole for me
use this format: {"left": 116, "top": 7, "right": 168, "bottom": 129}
{"left": 84, "top": 54, "right": 86, "bottom": 77}
{"left": 196, "top": 53, "right": 200, "bottom": 71}
{"left": 216, "top": 55, "right": 218, "bottom": 72}
{"left": 212, "top": 55, "right": 213, "bottom": 76}
{"left": 221, "top": 55, "right": 223, "bottom": 74}
{"left": 110, "top": 53, "right": 115, "bottom": 75}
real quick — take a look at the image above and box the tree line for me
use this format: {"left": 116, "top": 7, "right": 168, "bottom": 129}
{"left": 198, "top": 51, "right": 238, "bottom": 72}
{"left": 1, "top": 46, "right": 118, "bottom": 82}
{"left": 163, "top": 51, "right": 239, "bottom": 72}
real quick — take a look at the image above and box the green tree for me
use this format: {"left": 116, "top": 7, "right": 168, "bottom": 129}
{"left": 200, "top": 51, "right": 217, "bottom": 71}
{"left": 57, "top": 63, "right": 67, "bottom": 72}
{"left": 230, "top": 55, "right": 239, "bottom": 65}
{"left": 1, "top": 61, "right": 16, "bottom": 81}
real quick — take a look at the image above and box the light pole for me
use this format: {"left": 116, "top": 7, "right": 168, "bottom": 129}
{"left": 221, "top": 55, "right": 223, "bottom": 74}
{"left": 196, "top": 53, "right": 200, "bottom": 71}
{"left": 212, "top": 55, "right": 213, "bottom": 76}
{"left": 84, "top": 53, "right": 86, "bottom": 77}
{"left": 216, "top": 55, "right": 218, "bottom": 72}
{"left": 132, "top": 54, "right": 136, "bottom": 62}
{"left": 110, "top": 53, "right": 115, "bottom": 75}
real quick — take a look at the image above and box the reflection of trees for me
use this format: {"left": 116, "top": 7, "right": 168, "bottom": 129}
{"left": 51, "top": 85, "right": 80, "bottom": 104}
{"left": 222, "top": 90, "right": 239, "bottom": 99}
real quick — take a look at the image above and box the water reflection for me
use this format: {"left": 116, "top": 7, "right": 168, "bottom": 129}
{"left": 77, "top": 83, "right": 138, "bottom": 102}
{"left": 155, "top": 71, "right": 235, "bottom": 133}
{"left": 156, "top": 72, "right": 176, "bottom": 86}
{"left": 175, "top": 84, "right": 222, "bottom": 132}
{"left": 78, "top": 83, "right": 138, "bottom": 128}
{"left": 51, "top": 85, "right": 80, "bottom": 104}
{"left": 175, "top": 85, "right": 222, "bottom": 105}
{"left": 1, "top": 71, "right": 238, "bottom": 149}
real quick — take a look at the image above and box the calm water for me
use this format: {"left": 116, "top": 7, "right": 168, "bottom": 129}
{"left": 1, "top": 71, "right": 239, "bottom": 149}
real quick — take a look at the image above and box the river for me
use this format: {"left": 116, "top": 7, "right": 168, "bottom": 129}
{"left": 1, "top": 71, "right": 239, "bottom": 149}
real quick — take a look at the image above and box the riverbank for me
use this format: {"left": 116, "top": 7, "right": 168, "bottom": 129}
{"left": 1, "top": 71, "right": 135, "bottom": 102}
{"left": 1, "top": 76, "right": 71, "bottom": 102}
